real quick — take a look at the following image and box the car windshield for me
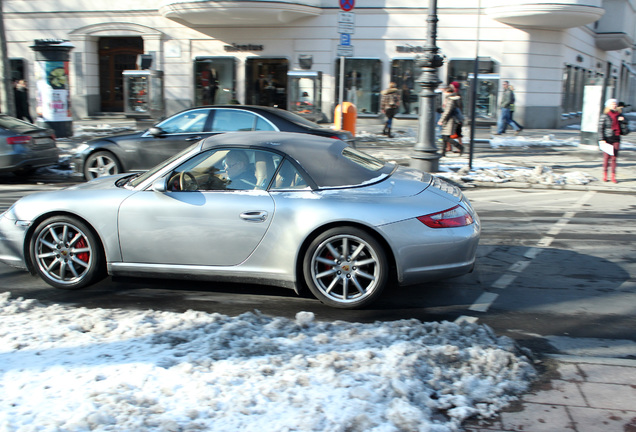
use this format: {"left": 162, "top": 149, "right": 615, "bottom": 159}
{"left": 126, "top": 143, "right": 200, "bottom": 188}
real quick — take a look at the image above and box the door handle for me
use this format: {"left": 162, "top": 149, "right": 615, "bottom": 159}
{"left": 240, "top": 211, "right": 268, "bottom": 222}
{"left": 185, "top": 136, "right": 203, "bottom": 141}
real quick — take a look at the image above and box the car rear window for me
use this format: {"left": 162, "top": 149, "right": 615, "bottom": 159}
{"left": 341, "top": 148, "right": 385, "bottom": 171}
{"left": 0, "top": 115, "right": 40, "bottom": 133}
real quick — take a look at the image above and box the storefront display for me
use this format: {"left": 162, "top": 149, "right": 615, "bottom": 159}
{"left": 335, "top": 58, "right": 381, "bottom": 115}
{"left": 287, "top": 71, "right": 323, "bottom": 122}
{"left": 122, "top": 70, "right": 164, "bottom": 119}
{"left": 194, "top": 57, "right": 237, "bottom": 105}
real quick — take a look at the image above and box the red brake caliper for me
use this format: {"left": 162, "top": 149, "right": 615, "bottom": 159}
{"left": 76, "top": 238, "right": 89, "bottom": 263}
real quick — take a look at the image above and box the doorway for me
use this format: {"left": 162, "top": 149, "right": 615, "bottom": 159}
{"left": 98, "top": 37, "right": 144, "bottom": 112}
{"left": 245, "top": 58, "right": 288, "bottom": 108}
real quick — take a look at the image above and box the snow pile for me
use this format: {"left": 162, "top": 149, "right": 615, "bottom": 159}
{"left": 0, "top": 293, "right": 536, "bottom": 432}
{"left": 437, "top": 162, "right": 598, "bottom": 186}
{"left": 489, "top": 134, "right": 579, "bottom": 149}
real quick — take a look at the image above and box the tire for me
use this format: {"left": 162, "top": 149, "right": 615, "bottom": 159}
{"left": 83, "top": 151, "right": 121, "bottom": 181}
{"left": 303, "top": 227, "right": 388, "bottom": 309}
{"left": 29, "top": 216, "right": 106, "bottom": 290}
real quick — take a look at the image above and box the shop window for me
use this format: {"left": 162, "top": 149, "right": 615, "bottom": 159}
{"left": 390, "top": 60, "right": 418, "bottom": 115}
{"left": 194, "top": 57, "right": 237, "bottom": 105}
{"left": 245, "top": 58, "right": 289, "bottom": 108}
{"left": 447, "top": 59, "right": 498, "bottom": 120}
{"left": 335, "top": 58, "right": 382, "bottom": 114}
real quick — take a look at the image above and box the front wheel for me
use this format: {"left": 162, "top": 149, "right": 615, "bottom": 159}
{"left": 29, "top": 216, "right": 106, "bottom": 290}
{"left": 303, "top": 227, "right": 388, "bottom": 309}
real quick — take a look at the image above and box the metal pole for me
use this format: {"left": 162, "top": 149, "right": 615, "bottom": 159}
{"left": 411, "top": 0, "right": 442, "bottom": 173}
{"left": 468, "top": 0, "right": 482, "bottom": 170}
{"left": 0, "top": 0, "right": 16, "bottom": 116}
{"left": 338, "top": 56, "right": 345, "bottom": 128}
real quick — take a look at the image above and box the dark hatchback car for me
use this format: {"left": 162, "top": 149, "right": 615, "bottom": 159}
{"left": 0, "top": 114, "right": 59, "bottom": 176}
{"left": 72, "top": 105, "right": 355, "bottom": 180}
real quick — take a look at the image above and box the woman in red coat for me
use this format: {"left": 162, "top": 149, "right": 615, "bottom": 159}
{"left": 598, "top": 98, "right": 627, "bottom": 183}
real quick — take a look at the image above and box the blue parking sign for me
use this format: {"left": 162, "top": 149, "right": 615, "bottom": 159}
{"left": 340, "top": 33, "right": 351, "bottom": 46}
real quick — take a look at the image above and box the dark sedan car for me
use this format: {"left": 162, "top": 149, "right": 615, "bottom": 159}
{"left": 71, "top": 105, "right": 355, "bottom": 180}
{"left": 0, "top": 114, "right": 59, "bottom": 176}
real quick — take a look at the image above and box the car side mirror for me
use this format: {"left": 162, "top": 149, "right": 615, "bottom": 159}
{"left": 148, "top": 126, "right": 165, "bottom": 137}
{"left": 152, "top": 177, "right": 167, "bottom": 193}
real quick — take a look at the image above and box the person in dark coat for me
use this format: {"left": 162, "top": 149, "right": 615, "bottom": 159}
{"left": 14, "top": 80, "right": 34, "bottom": 123}
{"left": 598, "top": 98, "right": 627, "bottom": 183}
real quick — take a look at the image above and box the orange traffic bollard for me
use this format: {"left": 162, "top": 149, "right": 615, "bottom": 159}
{"left": 334, "top": 102, "right": 357, "bottom": 137}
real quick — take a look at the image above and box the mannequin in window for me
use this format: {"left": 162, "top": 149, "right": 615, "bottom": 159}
{"left": 201, "top": 64, "right": 219, "bottom": 105}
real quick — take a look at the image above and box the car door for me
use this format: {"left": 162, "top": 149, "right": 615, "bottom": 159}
{"left": 117, "top": 148, "right": 280, "bottom": 266}
{"left": 132, "top": 108, "right": 217, "bottom": 169}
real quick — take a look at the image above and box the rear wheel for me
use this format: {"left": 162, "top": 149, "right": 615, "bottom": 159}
{"left": 29, "top": 216, "right": 105, "bottom": 290}
{"left": 84, "top": 151, "right": 121, "bottom": 180}
{"left": 303, "top": 227, "right": 388, "bottom": 309}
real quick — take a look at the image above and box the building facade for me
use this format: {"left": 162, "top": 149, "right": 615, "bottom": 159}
{"left": 4, "top": 0, "right": 636, "bottom": 129}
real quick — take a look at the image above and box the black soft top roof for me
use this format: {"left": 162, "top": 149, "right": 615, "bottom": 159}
{"left": 200, "top": 131, "right": 393, "bottom": 188}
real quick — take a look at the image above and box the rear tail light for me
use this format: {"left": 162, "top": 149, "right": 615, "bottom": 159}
{"left": 7, "top": 136, "right": 32, "bottom": 145}
{"left": 417, "top": 205, "right": 474, "bottom": 228}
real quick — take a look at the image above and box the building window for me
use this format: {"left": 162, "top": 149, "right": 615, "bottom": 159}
{"left": 561, "top": 65, "right": 597, "bottom": 116}
{"left": 335, "top": 58, "right": 382, "bottom": 114}
{"left": 390, "top": 60, "right": 418, "bottom": 115}
{"left": 194, "top": 57, "right": 237, "bottom": 105}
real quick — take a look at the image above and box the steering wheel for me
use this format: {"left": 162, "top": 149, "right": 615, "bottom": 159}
{"left": 179, "top": 171, "right": 198, "bottom": 191}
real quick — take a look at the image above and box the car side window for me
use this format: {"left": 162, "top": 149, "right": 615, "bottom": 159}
{"left": 167, "top": 149, "right": 281, "bottom": 192}
{"left": 158, "top": 109, "right": 210, "bottom": 133}
{"left": 211, "top": 109, "right": 275, "bottom": 132}
{"left": 270, "top": 159, "right": 308, "bottom": 190}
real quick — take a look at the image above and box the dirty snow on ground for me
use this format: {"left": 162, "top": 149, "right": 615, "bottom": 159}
{"left": 355, "top": 125, "right": 636, "bottom": 186}
{"left": 0, "top": 293, "right": 536, "bottom": 432}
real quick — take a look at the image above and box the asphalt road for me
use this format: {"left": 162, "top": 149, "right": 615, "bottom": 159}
{"left": 1, "top": 177, "right": 635, "bottom": 358}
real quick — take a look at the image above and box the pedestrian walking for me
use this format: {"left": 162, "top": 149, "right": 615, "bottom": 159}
{"left": 508, "top": 84, "right": 524, "bottom": 134}
{"left": 495, "top": 80, "right": 522, "bottom": 135}
{"left": 380, "top": 82, "right": 400, "bottom": 138}
{"left": 450, "top": 81, "right": 465, "bottom": 150}
{"left": 437, "top": 85, "right": 464, "bottom": 156}
{"left": 14, "top": 80, "right": 34, "bottom": 123}
{"left": 598, "top": 98, "right": 628, "bottom": 183}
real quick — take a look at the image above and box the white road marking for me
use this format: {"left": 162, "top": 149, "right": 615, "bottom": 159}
{"left": 466, "top": 190, "right": 597, "bottom": 317}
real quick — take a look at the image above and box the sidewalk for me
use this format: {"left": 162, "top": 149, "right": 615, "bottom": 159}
{"left": 354, "top": 120, "right": 636, "bottom": 194}
{"left": 465, "top": 356, "right": 636, "bottom": 432}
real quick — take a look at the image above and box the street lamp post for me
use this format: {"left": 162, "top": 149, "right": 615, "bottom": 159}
{"left": 411, "top": 0, "right": 443, "bottom": 173}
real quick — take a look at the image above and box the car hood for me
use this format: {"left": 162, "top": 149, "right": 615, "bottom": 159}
{"left": 64, "top": 174, "right": 130, "bottom": 191}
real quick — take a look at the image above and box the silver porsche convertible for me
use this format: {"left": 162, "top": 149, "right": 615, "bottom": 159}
{"left": 0, "top": 132, "right": 480, "bottom": 309}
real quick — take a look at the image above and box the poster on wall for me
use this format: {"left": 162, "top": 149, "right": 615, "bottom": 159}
{"left": 34, "top": 60, "right": 72, "bottom": 122}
